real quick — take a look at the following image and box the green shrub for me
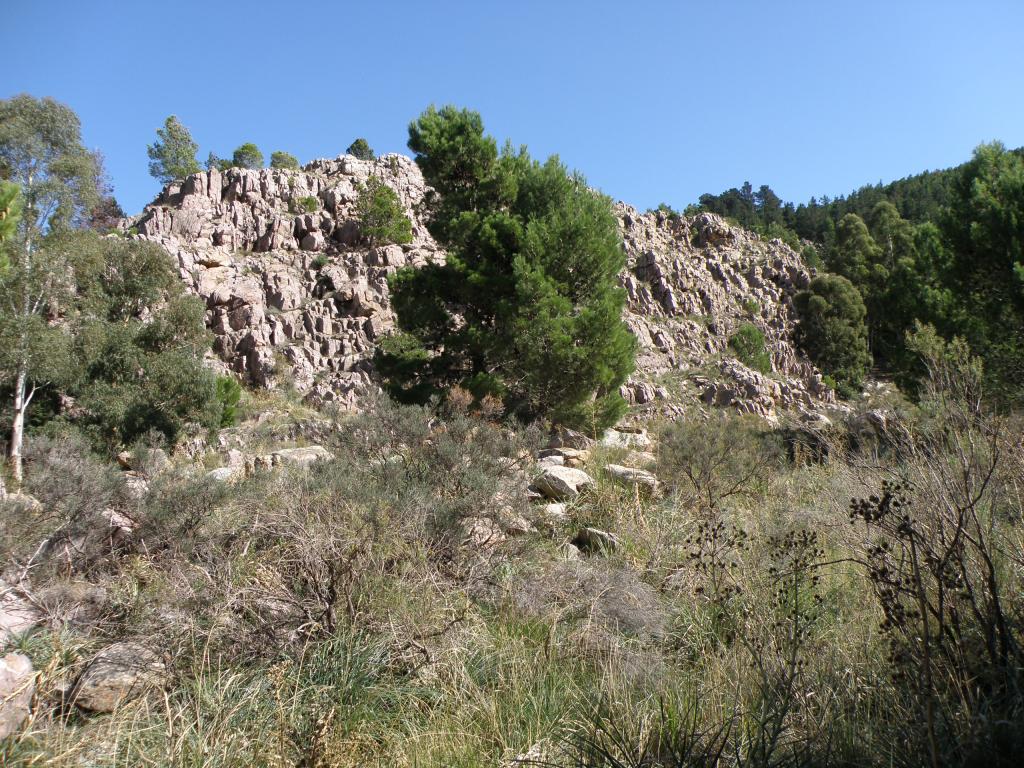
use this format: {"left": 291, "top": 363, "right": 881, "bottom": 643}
{"left": 292, "top": 195, "right": 319, "bottom": 213}
{"left": 354, "top": 175, "right": 412, "bottom": 247}
{"left": 215, "top": 376, "right": 242, "bottom": 427}
{"left": 728, "top": 322, "right": 771, "bottom": 373}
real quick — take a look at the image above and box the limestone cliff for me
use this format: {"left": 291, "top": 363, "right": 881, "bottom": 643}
{"left": 128, "top": 154, "right": 835, "bottom": 421}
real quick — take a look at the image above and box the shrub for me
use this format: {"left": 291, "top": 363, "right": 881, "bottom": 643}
{"left": 215, "top": 376, "right": 242, "bottom": 427}
{"left": 269, "top": 151, "right": 300, "bottom": 170}
{"left": 346, "top": 138, "right": 375, "bottom": 160}
{"left": 728, "top": 322, "right": 771, "bottom": 373}
{"left": 292, "top": 195, "right": 319, "bottom": 213}
{"left": 354, "top": 175, "right": 412, "bottom": 247}
{"left": 657, "top": 414, "right": 781, "bottom": 512}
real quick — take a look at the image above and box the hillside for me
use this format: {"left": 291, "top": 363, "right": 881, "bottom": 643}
{"left": 128, "top": 155, "right": 836, "bottom": 423}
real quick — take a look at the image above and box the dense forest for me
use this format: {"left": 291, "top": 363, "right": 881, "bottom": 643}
{"left": 688, "top": 145, "right": 1024, "bottom": 401}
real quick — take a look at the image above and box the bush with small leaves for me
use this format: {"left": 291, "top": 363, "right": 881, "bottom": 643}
{"left": 292, "top": 195, "right": 319, "bottom": 213}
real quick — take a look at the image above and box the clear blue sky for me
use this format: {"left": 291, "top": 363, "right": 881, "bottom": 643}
{"left": 6, "top": 0, "right": 1024, "bottom": 215}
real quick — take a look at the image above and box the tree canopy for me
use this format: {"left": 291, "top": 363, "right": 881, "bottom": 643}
{"left": 346, "top": 138, "right": 375, "bottom": 161}
{"left": 147, "top": 115, "right": 201, "bottom": 184}
{"left": 270, "top": 151, "right": 300, "bottom": 170}
{"left": 377, "top": 106, "right": 635, "bottom": 431}
{"left": 232, "top": 143, "right": 264, "bottom": 170}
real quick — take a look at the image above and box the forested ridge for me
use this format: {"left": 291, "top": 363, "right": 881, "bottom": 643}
{"left": 688, "top": 144, "right": 1024, "bottom": 400}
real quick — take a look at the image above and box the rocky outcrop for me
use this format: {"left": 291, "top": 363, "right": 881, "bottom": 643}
{"left": 616, "top": 207, "right": 834, "bottom": 421}
{"left": 129, "top": 155, "right": 440, "bottom": 410}
{"left": 128, "top": 152, "right": 837, "bottom": 420}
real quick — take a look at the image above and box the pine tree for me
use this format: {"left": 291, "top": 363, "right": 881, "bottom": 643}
{"left": 231, "top": 143, "right": 264, "bottom": 170}
{"left": 346, "top": 138, "right": 375, "bottom": 161}
{"left": 147, "top": 115, "right": 201, "bottom": 184}
{"left": 793, "top": 274, "right": 871, "bottom": 397}
{"left": 270, "top": 151, "right": 300, "bottom": 170}
{"left": 377, "top": 106, "right": 634, "bottom": 431}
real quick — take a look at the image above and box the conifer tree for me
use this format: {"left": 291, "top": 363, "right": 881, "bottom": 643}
{"left": 794, "top": 274, "right": 871, "bottom": 397}
{"left": 270, "top": 151, "right": 300, "bottom": 170}
{"left": 346, "top": 138, "right": 375, "bottom": 161}
{"left": 231, "top": 142, "right": 264, "bottom": 170}
{"left": 147, "top": 115, "right": 201, "bottom": 184}
{"left": 377, "top": 106, "right": 634, "bottom": 431}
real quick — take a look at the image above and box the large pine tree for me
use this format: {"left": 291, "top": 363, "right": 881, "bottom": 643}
{"left": 376, "top": 106, "right": 634, "bottom": 431}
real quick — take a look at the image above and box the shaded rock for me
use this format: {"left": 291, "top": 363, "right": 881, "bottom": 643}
{"left": 547, "top": 426, "right": 593, "bottom": 451}
{"left": 0, "top": 653, "right": 34, "bottom": 739}
{"left": 572, "top": 527, "right": 620, "bottom": 555}
{"left": 71, "top": 641, "right": 166, "bottom": 713}
{"left": 537, "top": 447, "right": 590, "bottom": 467}
{"left": 604, "top": 464, "right": 659, "bottom": 494}
{"left": 533, "top": 466, "right": 595, "bottom": 501}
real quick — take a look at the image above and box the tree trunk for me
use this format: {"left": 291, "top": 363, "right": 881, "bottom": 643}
{"left": 9, "top": 365, "right": 28, "bottom": 489}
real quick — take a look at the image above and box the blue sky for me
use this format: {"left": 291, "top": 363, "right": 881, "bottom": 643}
{"left": 6, "top": 0, "right": 1024, "bottom": 215}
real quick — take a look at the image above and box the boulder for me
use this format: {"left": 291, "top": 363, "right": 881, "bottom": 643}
{"left": 533, "top": 466, "right": 595, "bottom": 501}
{"left": 572, "top": 527, "right": 621, "bottom": 555}
{"left": 604, "top": 464, "right": 659, "bottom": 494}
{"left": 272, "top": 445, "right": 333, "bottom": 468}
{"left": 71, "top": 641, "right": 166, "bottom": 713}
{"left": 0, "top": 653, "right": 34, "bottom": 739}
{"left": 205, "top": 466, "right": 241, "bottom": 483}
{"left": 602, "top": 428, "right": 652, "bottom": 450}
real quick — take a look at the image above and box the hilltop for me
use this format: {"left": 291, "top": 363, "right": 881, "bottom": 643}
{"left": 127, "top": 153, "right": 836, "bottom": 423}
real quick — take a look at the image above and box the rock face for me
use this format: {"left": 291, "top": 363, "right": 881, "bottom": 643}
{"left": 0, "top": 652, "right": 34, "bottom": 739}
{"left": 128, "top": 152, "right": 836, "bottom": 419}
{"left": 130, "top": 154, "right": 439, "bottom": 410}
